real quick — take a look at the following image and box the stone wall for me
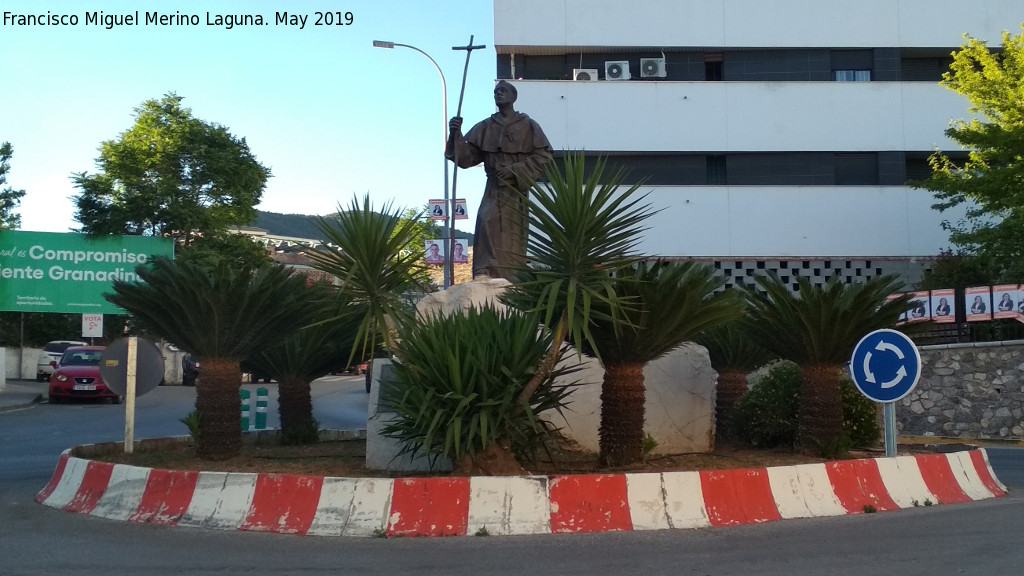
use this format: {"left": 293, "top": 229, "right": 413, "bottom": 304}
{"left": 899, "top": 340, "right": 1024, "bottom": 440}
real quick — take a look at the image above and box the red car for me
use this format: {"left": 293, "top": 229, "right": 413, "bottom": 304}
{"left": 48, "top": 346, "right": 122, "bottom": 404}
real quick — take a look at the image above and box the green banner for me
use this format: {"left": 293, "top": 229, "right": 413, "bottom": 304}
{"left": 0, "top": 231, "right": 174, "bottom": 314}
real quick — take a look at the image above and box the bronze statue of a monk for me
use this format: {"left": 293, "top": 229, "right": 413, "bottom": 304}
{"left": 446, "top": 80, "right": 552, "bottom": 281}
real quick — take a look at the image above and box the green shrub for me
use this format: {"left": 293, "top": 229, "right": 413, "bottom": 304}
{"left": 382, "top": 305, "right": 578, "bottom": 464}
{"left": 732, "top": 362, "right": 801, "bottom": 448}
{"left": 732, "top": 361, "right": 880, "bottom": 449}
{"left": 840, "top": 376, "right": 881, "bottom": 448}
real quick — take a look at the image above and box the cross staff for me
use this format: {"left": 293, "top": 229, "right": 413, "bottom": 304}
{"left": 448, "top": 35, "right": 486, "bottom": 283}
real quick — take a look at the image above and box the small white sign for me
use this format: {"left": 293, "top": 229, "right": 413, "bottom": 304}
{"left": 82, "top": 313, "right": 103, "bottom": 338}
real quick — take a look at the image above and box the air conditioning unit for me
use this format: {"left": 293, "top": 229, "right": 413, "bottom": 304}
{"left": 604, "top": 61, "right": 631, "bottom": 80}
{"left": 640, "top": 57, "right": 667, "bottom": 78}
{"left": 573, "top": 68, "right": 599, "bottom": 81}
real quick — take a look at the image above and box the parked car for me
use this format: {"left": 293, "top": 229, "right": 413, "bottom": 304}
{"left": 48, "top": 346, "right": 122, "bottom": 404}
{"left": 181, "top": 354, "right": 199, "bottom": 386}
{"left": 36, "top": 340, "right": 87, "bottom": 381}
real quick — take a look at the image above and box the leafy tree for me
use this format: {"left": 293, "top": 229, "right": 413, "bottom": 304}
{"left": 175, "top": 232, "right": 272, "bottom": 271}
{"left": 0, "top": 142, "right": 27, "bottom": 230}
{"left": 73, "top": 94, "right": 269, "bottom": 246}
{"left": 743, "top": 275, "right": 909, "bottom": 455}
{"left": 581, "top": 261, "right": 744, "bottom": 466}
{"left": 912, "top": 27, "right": 1024, "bottom": 280}
{"left": 105, "top": 258, "right": 319, "bottom": 460}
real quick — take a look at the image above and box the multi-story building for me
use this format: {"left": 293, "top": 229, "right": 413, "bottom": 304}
{"left": 493, "top": 0, "right": 1024, "bottom": 289}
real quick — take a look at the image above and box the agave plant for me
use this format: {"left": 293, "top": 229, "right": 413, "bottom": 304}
{"left": 306, "top": 194, "right": 431, "bottom": 363}
{"left": 504, "top": 153, "right": 654, "bottom": 407}
{"left": 743, "top": 274, "right": 911, "bottom": 454}
{"left": 383, "top": 306, "right": 577, "bottom": 475}
{"left": 696, "top": 320, "right": 775, "bottom": 440}
{"left": 583, "top": 261, "right": 744, "bottom": 466}
{"left": 105, "top": 258, "right": 320, "bottom": 460}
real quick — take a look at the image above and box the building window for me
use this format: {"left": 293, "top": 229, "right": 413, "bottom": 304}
{"left": 704, "top": 52, "right": 723, "bottom": 81}
{"left": 834, "top": 153, "right": 878, "bottom": 185}
{"left": 706, "top": 155, "right": 727, "bottom": 185}
{"left": 833, "top": 69, "right": 871, "bottom": 82}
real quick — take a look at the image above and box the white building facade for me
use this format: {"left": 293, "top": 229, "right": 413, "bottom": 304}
{"left": 494, "top": 0, "right": 1024, "bottom": 288}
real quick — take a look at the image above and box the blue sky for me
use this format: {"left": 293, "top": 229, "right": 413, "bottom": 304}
{"left": 2, "top": 0, "right": 496, "bottom": 234}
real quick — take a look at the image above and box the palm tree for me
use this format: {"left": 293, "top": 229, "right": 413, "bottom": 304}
{"left": 245, "top": 284, "right": 364, "bottom": 444}
{"left": 696, "top": 321, "right": 775, "bottom": 440}
{"left": 306, "top": 194, "right": 431, "bottom": 364}
{"left": 743, "top": 275, "right": 910, "bottom": 454}
{"left": 583, "top": 261, "right": 744, "bottom": 466}
{"left": 504, "top": 153, "right": 653, "bottom": 408}
{"left": 105, "top": 258, "right": 320, "bottom": 460}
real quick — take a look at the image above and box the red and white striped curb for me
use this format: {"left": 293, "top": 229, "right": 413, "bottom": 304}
{"left": 36, "top": 448, "right": 1007, "bottom": 537}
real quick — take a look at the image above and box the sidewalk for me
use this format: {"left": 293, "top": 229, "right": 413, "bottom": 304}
{"left": 0, "top": 379, "right": 46, "bottom": 412}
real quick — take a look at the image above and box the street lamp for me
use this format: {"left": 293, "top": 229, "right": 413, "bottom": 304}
{"left": 372, "top": 40, "right": 453, "bottom": 288}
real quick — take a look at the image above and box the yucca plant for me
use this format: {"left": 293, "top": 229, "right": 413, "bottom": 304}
{"left": 383, "top": 306, "right": 577, "bottom": 475}
{"left": 743, "top": 275, "right": 911, "bottom": 454}
{"left": 504, "top": 153, "right": 654, "bottom": 408}
{"left": 696, "top": 320, "right": 775, "bottom": 440}
{"left": 105, "top": 258, "right": 320, "bottom": 460}
{"left": 306, "top": 194, "right": 431, "bottom": 363}
{"left": 582, "top": 261, "right": 744, "bottom": 466}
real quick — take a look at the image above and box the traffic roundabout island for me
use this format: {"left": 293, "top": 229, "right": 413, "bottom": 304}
{"left": 36, "top": 432, "right": 1008, "bottom": 538}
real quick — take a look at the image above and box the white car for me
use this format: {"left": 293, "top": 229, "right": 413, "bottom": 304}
{"left": 36, "top": 340, "right": 87, "bottom": 381}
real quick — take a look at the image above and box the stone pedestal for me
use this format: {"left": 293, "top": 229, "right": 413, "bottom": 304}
{"left": 416, "top": 276, "right": 511, "bottom": 319}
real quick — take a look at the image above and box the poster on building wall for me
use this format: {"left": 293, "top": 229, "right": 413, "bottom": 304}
{"left": 0, "top": 231, "right": 174, "bottom": 315}
{"left": 887, "top": 293, "right": 908, "bottom": 323}
{"left": 965, "top": 286, "right": 992, "bottom": 322}
{"left": 906, "top": 291, "right": 931, "bottom": 322}
{"left": 993, "top": 284, "right": 1019, "bottom": 320}
{"left": 930, "top": 288, "right": 955, "bottom": 324}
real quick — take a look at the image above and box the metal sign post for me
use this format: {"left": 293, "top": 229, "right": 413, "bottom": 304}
{"left": 124, "top": 337, "right": 137, "bottom": 453}
{"left": 100, "top": 336, "right": 165, "bottom": 454}
{"left": 849, "top": 328, "right": 922, "bottom": 457}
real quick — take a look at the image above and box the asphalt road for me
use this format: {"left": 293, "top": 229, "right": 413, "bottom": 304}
{"left": 1, "top": 377, "right": 1022, "bottom": 576}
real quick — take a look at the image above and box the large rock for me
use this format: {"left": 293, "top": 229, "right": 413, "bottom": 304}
{"left": 416, "top": 276, "right": 511, "bottom": 319}
{"left": 551, "top": 343, "right": 718, "bottom": 454}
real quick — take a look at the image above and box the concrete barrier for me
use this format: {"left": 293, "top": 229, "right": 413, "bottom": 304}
{"left": 36, "top": 443, "right": 1008, "bottom": 538}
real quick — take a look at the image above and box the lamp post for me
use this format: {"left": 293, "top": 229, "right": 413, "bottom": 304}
{"left": 372, "top": 40, "right": 453, "bottom": 288}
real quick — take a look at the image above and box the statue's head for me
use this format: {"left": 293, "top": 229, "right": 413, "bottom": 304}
{"left": 494, "top": 80, "right": 518, "bottom": 106}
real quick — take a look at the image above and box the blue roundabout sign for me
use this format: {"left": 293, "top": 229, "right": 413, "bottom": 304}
{"left": 849, "top": 328, "right": 921, "bottom": 403}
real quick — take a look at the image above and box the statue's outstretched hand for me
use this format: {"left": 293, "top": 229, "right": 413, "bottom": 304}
{"left": 449, "top": 117, "right": 463, "bottom": 135}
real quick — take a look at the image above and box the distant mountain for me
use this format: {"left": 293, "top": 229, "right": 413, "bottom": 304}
{"left": 254, "top": 211, "right": 325, "bottom": 240}
{"left": 254, "top": 210, "right": 474, "bottom": 242}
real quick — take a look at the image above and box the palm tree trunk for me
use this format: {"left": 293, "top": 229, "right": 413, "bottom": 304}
{"left": 798, "top": 364, "right": 844, "bottom": 454}
{"left": 194, "top": 358, "right": 243, "bottom": 461}
{"left": 715, "top": 369, "right": 749, "bottom": 440}
{"left": 599, "top": 363, "right": 646, "bottom": 466}
{"left": 278, "top": 376, "right": 318, "bottom": 445}
{"left": 454, "top": 436, "right": 529, "bottom": 476}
